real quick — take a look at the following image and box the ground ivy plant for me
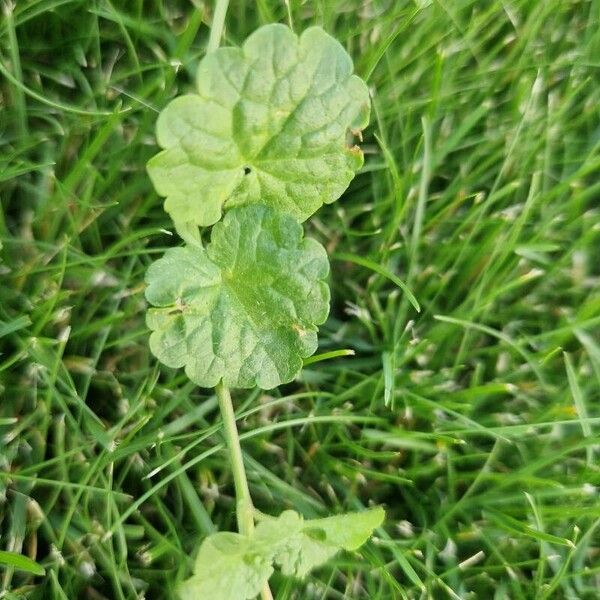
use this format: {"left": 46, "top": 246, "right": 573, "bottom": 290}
{"left": 145, "top": 12, "right": 383, "bottom": 600}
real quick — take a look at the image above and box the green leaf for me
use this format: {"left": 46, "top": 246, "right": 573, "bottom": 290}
{"left": 145, "top": 204, "right": 330, "bottom": 389}
{"left": 178, "top": 532, "right": 272, "bottom": 600}
{"left": 178, "top": 508, "right": 383, "bottom": 599}
{"left": 147, "top": 24, "right": 370, "bottom": 230}
{"left": 255, "top": 507, "right": 384, "bottom": 578}
{"left": 0, "top": 550, "right": 45, "bottom": 576}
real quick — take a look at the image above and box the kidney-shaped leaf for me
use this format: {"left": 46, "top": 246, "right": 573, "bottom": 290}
{"left": 147, "top": 23, "right": 370, "bottom": 230}
{"left": 145, "top": 205, "right": 330, "bottom": 389}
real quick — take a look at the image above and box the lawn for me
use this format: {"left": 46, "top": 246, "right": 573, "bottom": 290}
{"left": 1, "top": 0, "right": 600, "bottom": 598}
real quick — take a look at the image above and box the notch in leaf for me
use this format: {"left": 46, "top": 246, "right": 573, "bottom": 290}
{"left": 178, "top": 508, "right": 384, "bottom": 600}
{"left": 147, "top": 24, "right": 370, "bottom": 234}
{"left": 255, "top": 507, "right": 385, "bottom": 578}
{"left": 145, "top": 204, "right": 330, "bottom": 389}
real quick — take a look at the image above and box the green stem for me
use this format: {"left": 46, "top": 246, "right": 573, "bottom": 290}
{"left": 215, "top": 381, "right": 254, "bottom": 535}
{"left": 207, "top": 0, "right": 230, "bottom": 53}
{"left": 208, "top": 3, "right": 272, "bottom": 598}
{"left": 216, "top": 382, "right": 274, "bottom": 600}
{"left": 215, "top": 383, "right": 273, "bottom": 600}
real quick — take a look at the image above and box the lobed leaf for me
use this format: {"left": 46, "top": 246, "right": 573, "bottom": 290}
{"left": 178, "top": 508, "right": 383, "bottom": 599}
{"left": 145, "top": 204, "right": 330, "bottom": 389}
{"left": 178, "top": 532, "right": 272, "bottom": 600}
{"left": 147, "top": 23, "right": 370, "bottom": 231}
{"left": 254, "top": 507, "right": 385, "bottom": 578}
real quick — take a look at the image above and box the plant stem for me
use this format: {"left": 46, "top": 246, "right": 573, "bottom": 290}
{"left": 215, "top": 383, "right": 273, "bottom": 600}
{"left": 207, "top": 0, "right": 230, "bottom": 53}
{"left": 215, "top": 381, "right": 254, "bottom": 535}
{"left": 209, "top": 3, "right": 272, "bottom": 597}
{"left": 215, "top": 382, "right": 274, "bottom": 600}
{"left": 260, "top": 584, "right": 274, "bottom": 600}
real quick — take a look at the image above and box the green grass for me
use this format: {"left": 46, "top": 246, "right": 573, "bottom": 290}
{"left": 1, "top": 0, "right": 600, "bottom": 598}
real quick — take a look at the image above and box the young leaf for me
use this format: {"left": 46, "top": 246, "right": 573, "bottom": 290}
{"left": 147, "top": 24, "right": 370, "bottom": 231}
{"left": 145, "top": 204, "right": 330, "bottom": 389}
{"left": 178, "top": 532, "right": 272, "bottom": 600}
{"left": 255, "top": 507, "right": 384, "bottom": 578}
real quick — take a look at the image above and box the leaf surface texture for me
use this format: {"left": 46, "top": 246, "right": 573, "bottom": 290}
{"left": 147, "top": 24, "right": 370, "bottom": 229}
{"left": 145, "top": 205, "right": 330, "bottom": 389}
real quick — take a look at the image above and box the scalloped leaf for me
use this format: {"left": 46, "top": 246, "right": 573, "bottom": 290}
{"left": 178, "top": 508, "right": 384, "bottom": 599}
{"left": 145, "top": 204, "right": 330, "bottom": 389}
{"left": 178, "top": 532, "right": 272, "bottom": 600}
{"left": 254, "top": 507, "right": 384, "bottom": 578}
{"left": 147, "top": 23, "right": 370, "bottom": 231}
